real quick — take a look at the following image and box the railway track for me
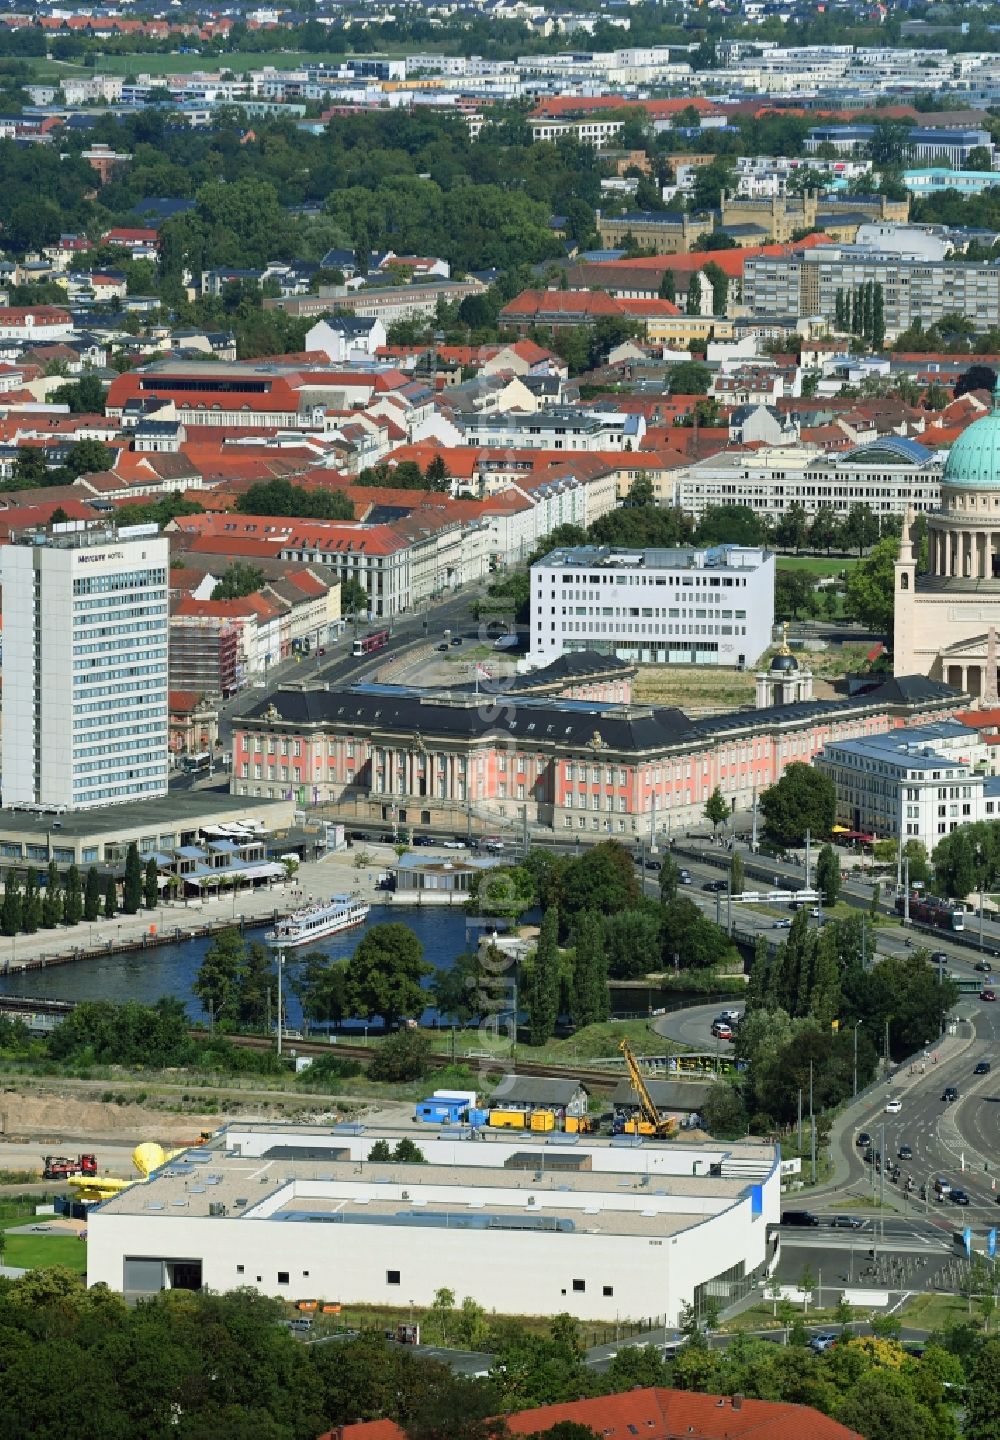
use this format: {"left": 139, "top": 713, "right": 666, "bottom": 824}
{"left": 0, "top": 997, "right": 623, "bottom": 1089}
{"left": 226, "top": 1032, "right": 622, "bottom": 1089}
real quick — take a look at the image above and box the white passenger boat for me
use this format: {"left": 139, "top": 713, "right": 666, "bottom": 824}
{"left": 266, "top": 895, "right": 369, "bottom": 948}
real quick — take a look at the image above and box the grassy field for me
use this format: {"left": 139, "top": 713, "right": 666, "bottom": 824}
{"left": 425, "top": 1016, "right": 670, "bottom": 1067}
{"left": 0, "top": 1201, "right": 87, "bottom": 1274}
{"left": 776, "top": 555, "right": 860, "bottom": 577}
{"left": 898, "top": 1291, "right": 973, "bottom": 1332}
{"left": 56, "top": 48, "right": 398, "bottom": 78}
{"left": 720, "top": 1302, "right": 854, "bottom": 1334}
{"left": 634, "top": 665, "right": 756, "bottom": 711}
{"left": 3, "top": 1229, "right": 87, "bottom": 1273}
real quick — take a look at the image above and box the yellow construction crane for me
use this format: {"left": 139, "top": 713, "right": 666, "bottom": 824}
{"left": 619, "top": 1038, "right": 677, "bottom": 1138}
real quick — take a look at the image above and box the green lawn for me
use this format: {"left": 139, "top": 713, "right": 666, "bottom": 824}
{"left": 427, "top": 1017, "right": 671, "bottom": 1066}
{"left": 92, "top": 49, "right": 365, "bottom": 76}
{"left": 721, "top": 1302, "right": 852, "bottom": 1334}
{"left": 4, "top": 1231, "right": 87, "bottom": 1273}
{"left": 776, "top": 555, "right": 859, "bottom": 577}
{"left": 0, "top": 1207, "right": 87, "bottom": 1274}
{"left": 898, "top": 1292, "right": 974, "bottom": 1332}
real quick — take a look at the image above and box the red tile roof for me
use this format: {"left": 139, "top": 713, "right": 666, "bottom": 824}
{"left": 169, "top": 690, "right": 206, "bottom": 714}
{"left": 501, "top": 288, "right": 626, "bottom": 319}
{"left": 0, "top": 306, "right": 70, "bottom": 324}
{"left": 531, "top": 96, "right": 720, "bottom": 119}
{"left": 332, "top": 1387, "right": 862, "bottom": 1440}
{"left": 617, "top": 297, "right": 683, "bottom": 318}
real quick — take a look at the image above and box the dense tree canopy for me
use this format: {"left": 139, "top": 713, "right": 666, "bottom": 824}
{"left": 235, "top": 479, "right": 354, "bottom": 521}
{"left": 759, "top": 764, "right": 836, "bottom": 847}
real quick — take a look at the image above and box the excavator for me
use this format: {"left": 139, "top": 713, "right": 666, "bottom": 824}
{"left": 618, "top": 1038, "right": 678, "bottom": 1139}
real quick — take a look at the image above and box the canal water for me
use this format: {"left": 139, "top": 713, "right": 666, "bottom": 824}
{"left": 0, "top": 906, "right": 487, "bottom": 1030}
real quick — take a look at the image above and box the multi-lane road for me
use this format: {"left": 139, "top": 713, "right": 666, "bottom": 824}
{"left": 645, "top": 840, "right": 1000, "bottom": 973}
{"left": 832, "top": 1002, "right": 1000, "bottom": 1220}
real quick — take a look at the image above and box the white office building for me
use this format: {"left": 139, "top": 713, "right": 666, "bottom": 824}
{"left": 673, "top": 438, "right": 944, "bottom": 521}
{"left": 87, "top": 1122, "right": 780, "bottom": 1324}
{"left": 1, "top": 526, "right": 170, "bottom": 811}
{"left": 530, "top": 544, "right": 775, "bottom": 669}
{"left": 814, "top": 721, "right": 995, "bottom": 852}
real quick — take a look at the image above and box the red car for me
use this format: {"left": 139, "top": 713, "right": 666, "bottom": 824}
{"left": 982, "top": 989, "right": 997, "bottom": 1002}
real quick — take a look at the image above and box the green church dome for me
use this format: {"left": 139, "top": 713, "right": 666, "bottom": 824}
{"left": 943, "top": 386, "right": 1000, "bottom": 489}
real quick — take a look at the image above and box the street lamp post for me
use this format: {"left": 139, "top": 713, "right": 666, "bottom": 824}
{"left": 879, "top": 1119, "right": 885, "bottom": 1249}
{"left": 853, "top": 1020, "right": 863, "bottom": 1099}
{"left": 276, "top": 947, "right": 285, "bottom": 1056}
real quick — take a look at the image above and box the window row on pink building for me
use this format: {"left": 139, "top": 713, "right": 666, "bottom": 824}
{"left": 231, "top": 673, "right": 959, "bottom": 835}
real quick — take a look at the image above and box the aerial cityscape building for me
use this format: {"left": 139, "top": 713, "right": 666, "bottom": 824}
{"left": 1, "top": 526, "right": 169, "bottom": 811}
{"left": 2, "top": 16, "right": 1000, "bottom": 1436}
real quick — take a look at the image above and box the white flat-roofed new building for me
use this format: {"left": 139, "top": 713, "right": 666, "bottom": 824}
{"left": 87, "top": 1123, "right": 780, "bottom": 1324}
{"left": 530, "top": 544, "right": 775, "bottom": 670}
{"left": 1, "top": 526, "right": 169, "bottom": 811}
{"left": 673, "top": 439, "right": 944, "bottom": 520}
{"left": 814, "top": 721, "right": 992, "bottom": 851}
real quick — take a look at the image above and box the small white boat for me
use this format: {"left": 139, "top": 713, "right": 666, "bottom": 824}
{"left": 266, "top": 895, "right": 369, "bottom": 948}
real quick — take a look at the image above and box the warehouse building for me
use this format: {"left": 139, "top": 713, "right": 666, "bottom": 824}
{"left": 86, "top": 1122, "right": 781, "bottom": 1325}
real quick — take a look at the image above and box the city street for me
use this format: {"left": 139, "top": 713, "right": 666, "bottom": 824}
{"left": 216, "top": 589, "right": 490, "bottom": 742}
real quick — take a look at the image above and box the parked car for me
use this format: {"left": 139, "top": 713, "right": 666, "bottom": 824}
{"left": 975, "top": 1061, "right": 992, "bottom": 1075}
{"left": 885, "top": 1098, "right": 902, "bottom": 1114}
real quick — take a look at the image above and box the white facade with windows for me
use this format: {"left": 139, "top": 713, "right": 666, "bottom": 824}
{"left": 529, "top": 544, "right": 775, "bottom": 669}
{"left": 673, "top": 439, "right": 944, "bottom": 521}
{"left": 1, "top": 527, "right": 169, "bottom": 811}
{"left": 814, "top": 722, "right": 992, "bottom": 852}
{"left": 88, "top": 1123, "right": 779, "bottom": 1325}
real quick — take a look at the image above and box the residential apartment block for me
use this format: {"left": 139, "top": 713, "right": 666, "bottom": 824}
{"left": 743, "top": 245, "right": 1000, "bottom": 338}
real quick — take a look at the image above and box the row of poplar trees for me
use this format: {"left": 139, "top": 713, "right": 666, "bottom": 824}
{"left": 0, "top": 843, "right": 160, "bottom": 938}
